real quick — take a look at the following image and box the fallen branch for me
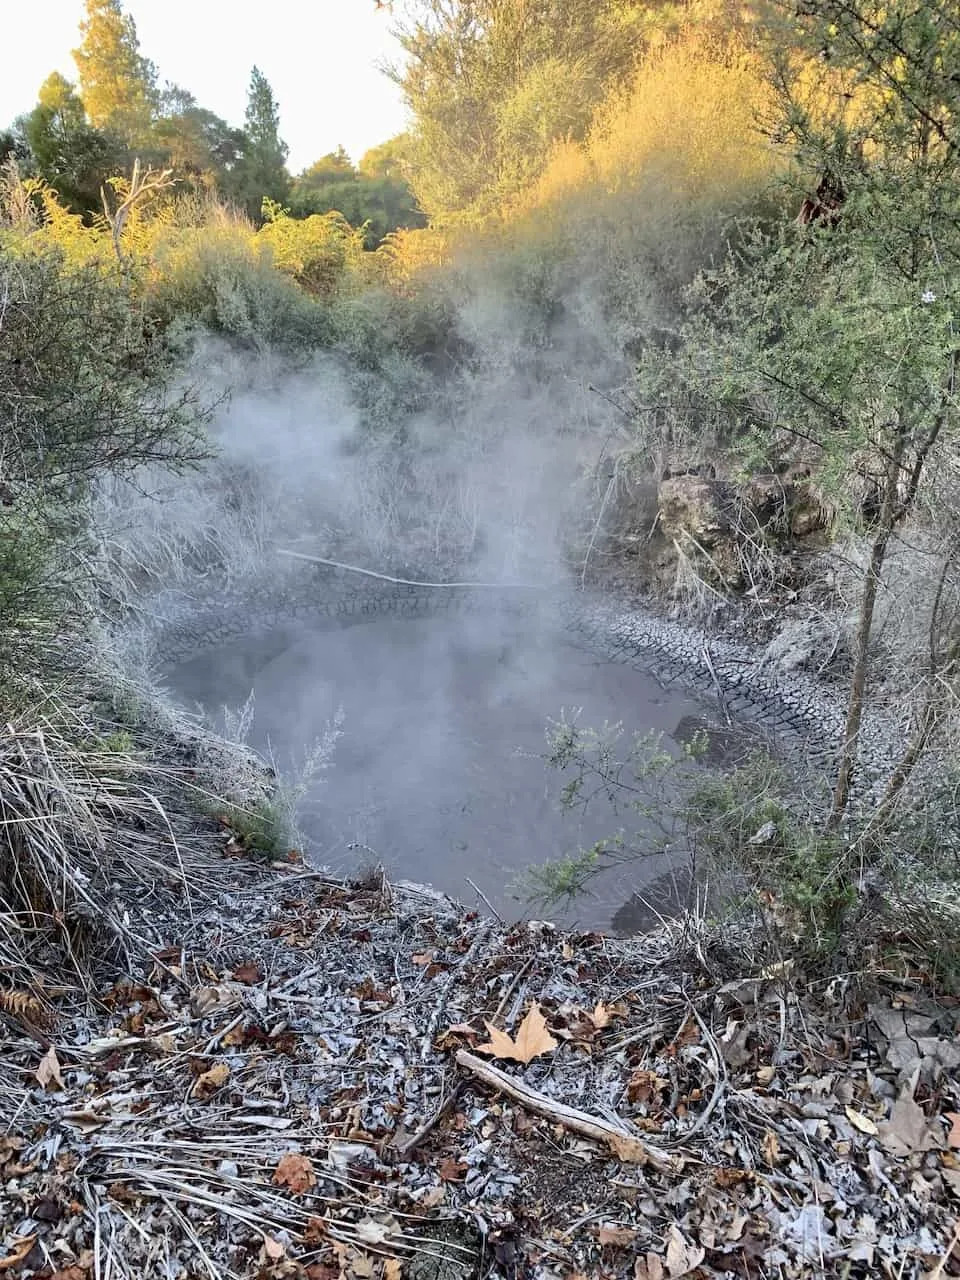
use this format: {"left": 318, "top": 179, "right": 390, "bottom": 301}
{"left": 277, "top": 548, "right": 544, "bottom": 591}
{"left": 455, "top": 1050, "right": 683, "bottom": 1175}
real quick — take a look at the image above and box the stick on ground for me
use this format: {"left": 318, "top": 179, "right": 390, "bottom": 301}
{"left": 456, "top": 1050, "right": 684, "bottom": 1175}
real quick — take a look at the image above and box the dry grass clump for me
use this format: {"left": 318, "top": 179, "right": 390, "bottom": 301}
{"left": 0, "top": 705, "right": 224, "bottom": 999}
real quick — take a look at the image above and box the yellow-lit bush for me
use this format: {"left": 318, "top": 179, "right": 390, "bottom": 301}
{"left": 258, "top": 201, "right": 365, "bottom": 300}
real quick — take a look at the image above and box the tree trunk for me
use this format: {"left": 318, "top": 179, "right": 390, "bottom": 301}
{"left": 827, "top": 431, "right": 907, "bottom": 828}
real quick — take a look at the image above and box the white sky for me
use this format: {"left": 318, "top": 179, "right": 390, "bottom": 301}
{"left": 3, "top": 0, "right": 410, "bottom": 173}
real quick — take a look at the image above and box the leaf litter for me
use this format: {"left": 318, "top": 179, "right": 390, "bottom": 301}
{"left": 1, "top": 836, "right": 959, "bottom": 1278}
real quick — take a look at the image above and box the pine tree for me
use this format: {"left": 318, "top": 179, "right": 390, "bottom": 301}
{"left": 234, "top": 66, "right": 289, "bottom": 220}
{"left": 73, "top": 0, "right": 157, "bottom": 147}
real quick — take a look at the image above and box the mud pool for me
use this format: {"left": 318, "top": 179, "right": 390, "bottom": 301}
{"left": 166, "top": 609, "right": 709, "bottom": 932}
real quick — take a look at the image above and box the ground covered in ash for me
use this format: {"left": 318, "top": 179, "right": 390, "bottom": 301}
{"left": 2, "top": 844, "right": 959, "bottom": 1280}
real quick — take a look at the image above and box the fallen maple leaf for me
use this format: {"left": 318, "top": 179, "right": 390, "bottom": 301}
{"left": 477, "top": 1003, "right": 557, "bottom": 1064}
{"left": 383, "top": 1260, "right": 402, "bottom": 1280}
{"left": 193, "top": 1062, "right": 230, "bottom": 1099}
{"left": 36, "top": 1046, "right": 64, "bottom": 1091}
{"left": 232, "top": 962, "right": 262, "bottom": 985}
{"left": 273, "top": 1151, "right": 316, "bottom": 1194}
{"left": 49, "top": 1268, "right": 87, "bottom": 1280}
{"left": 664, "top": 1225, "right": 705, "bottom": 1277}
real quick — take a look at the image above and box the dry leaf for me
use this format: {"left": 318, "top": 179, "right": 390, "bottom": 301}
{"left": 664, "top": 1225, "right": 705, "bottom": 1278}
{"left": 437, "top": 1157, "right": 467, "bottom": 1181}
{"left": 350, "top": 1252, "right": 376, "bottom": 1278}
{"left": 355, "top": 1220, "right": 393, "bottom": 1246}
{"left": 193, "top": 1062, "right": 230, "bottom": 1099}
{"left": 232, "top": 962, "right": 262, "bottom": 985}
{"left": 417, "top": 1185, "right": 445, "bottom": 1208}
{"left": 36, "top": 1046, "right": 64, "bottom": 1091}
{"left": 49, "top": 1268, "right": 87, "bottom": 1280}
{"left": 261, "top": 1235, "right": 285, "bottom": 1261}
{"left": 273, "top": 1151, "right": 316, "bottom": 1194}
{"left": 946, "top": 1113, "right": 960, "bottom": 1149}
{"left": 879, "top": 1089, "right": 944, "bottom": 1157}
{"left": 0, "top": 1237, "right": 37, "bottom": 1272}
{"left": 762, "top": 1128, "right": 780, "bottom": 1167}
{"left": 190, "top": 984, "right": 237, "bottom": 1017}
{"left": 608, "top": 1131, "right": 655, "bottom": 1164}
{"left": 383, "top": 1261, "right": 402, "bottom": 1280}
{"left": 591, "top": 1002, "right": 613, "bottom": 1029}
{"left": 598, "top": 1225, "right": 638, "bottom": 1247}
{"left": 634, "top": 1255, "right": 665, "bottom": 1280}
{"left": 477, "top": 1003, "right": 557, "bottom": 1064}
{"left": 845, "top": 1106, "right": 878, "bottom": 1136}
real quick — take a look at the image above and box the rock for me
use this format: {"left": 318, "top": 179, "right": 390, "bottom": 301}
{"left": 761, "top": 617, "right": 838, "bottom": 674}
{"left": 658, "top": 476, "right": 730, "bottom": 550}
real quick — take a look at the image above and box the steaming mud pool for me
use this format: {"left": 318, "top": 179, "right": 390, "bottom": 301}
{"left": 167, "top": 608, "right": 711, "bottom": 933}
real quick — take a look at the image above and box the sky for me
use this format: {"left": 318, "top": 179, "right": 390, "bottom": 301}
{"left": 3, "top": 1, "right": 410, "bottom": 173}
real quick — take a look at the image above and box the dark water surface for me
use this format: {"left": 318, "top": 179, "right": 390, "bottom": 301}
{"left": 166, "top": 610, "right": 707, "bottom": 932}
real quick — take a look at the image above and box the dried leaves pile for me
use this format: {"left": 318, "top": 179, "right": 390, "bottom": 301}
{"left": 1, "top": 846, "right": 958, "bottom": 1280}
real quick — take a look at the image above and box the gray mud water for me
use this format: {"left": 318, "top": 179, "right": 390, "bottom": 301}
{"left": 166, "top": 606, "right": 710, "bottom": 933}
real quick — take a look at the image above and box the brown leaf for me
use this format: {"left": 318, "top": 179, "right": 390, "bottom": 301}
{"left": 634, "top": 1255, "right": 665, "bottom": 1280}
{"left": 477, "top": 1003, "right": 557, "bottom": 1064}
{"left": 845, "top": 1106, "right": 878, "bottom": 1136}
{"left": 49, "top": 1268, "right": 88, "bottom": 1280}
{"left": 608, "top": 1131, "right": 654, "bottom": 1163}
{"left": 946, "top": 1112, "right": 960, "bottom": 1149}
{"left": 350, "top": 1252, "right": 377, "bottom": 1278}
{"left": 193, "top": 1062, "right": 230, "bottom": 1099}
{"left": 273, "top": 1151, "right": 317, "bottom": 1194}
{"left": 261, "top": 1235, "right": 285, "bottom": 1261}
{"left": 591, "top": 1001, "right": 614, "bottom": 1029}
{"left": 627, "top": 1068, "right": 666, "bottom": 1107}
{"left": 762, "top": 1128, "right": 780, "bottom": 1167}
{"left": 437, "top": 1157, "right": 467, "bottom": 1182}
{"left": 36, "top": 1046, "right": 64, "bottom": 1091}
{"left": 0, "top": 1236, "right": 37, "bottom": 1272}
{"left": 664, "top": 1225, "right": 705, "bottom": 1278}
{"left": 383, "top": 1261, "right": 403, "bottom": 1280}
{"left": 304, "top": 1217, "right": 328, "bottom": 1244}
{"left": 598, "top": 1225, "right": 638, "bottom": 1247}
{"left": 232, "top": 962, "right": 262, "bottom": 985}
{"left": 879, "top": 1089, "right": 944, "bottom": 1157}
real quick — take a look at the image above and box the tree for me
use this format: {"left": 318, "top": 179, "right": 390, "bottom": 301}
{"left": 637, "top": 0, "right": 960, "bottom": 830}
{"left": 233, "top": 66, "right": 289, "bottom": 221}
{"left": 288, "top": 142, "right": 425, "bottom": 246}
{"left": 22, "top": 72, "right": 122, "bottom": 214}
{"left": 393, "top": 0, "right": 648, "bottom": 217}
{"left": 152, "top": 85, "right": 246, "bottom": 191}
{"left": 0, "top": 243, "right": 210, "bottom": 669}
{"left": 73, "top": 0, "right": 157, "bottom": 147}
